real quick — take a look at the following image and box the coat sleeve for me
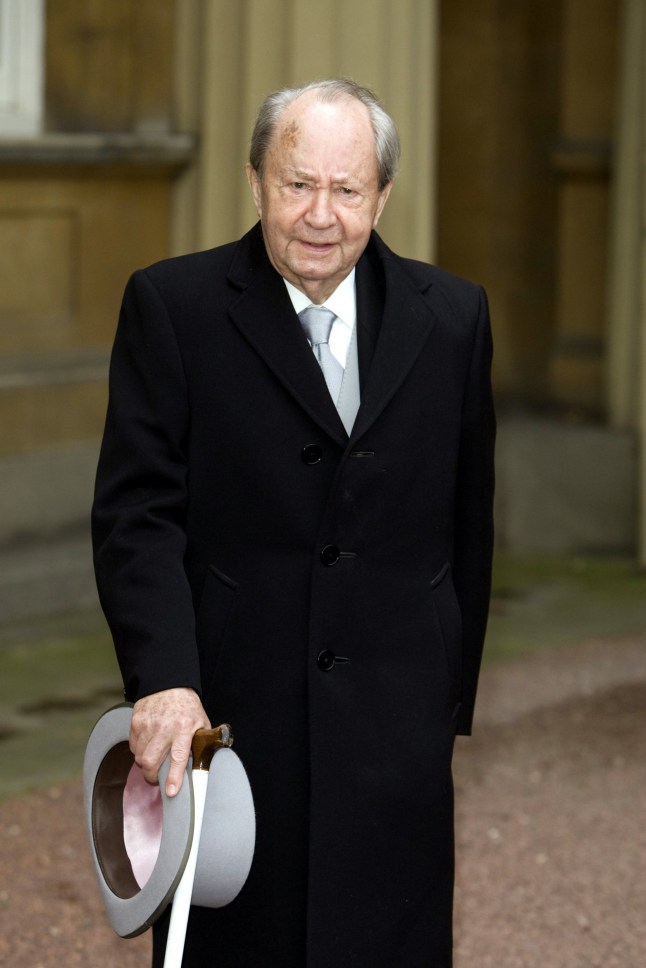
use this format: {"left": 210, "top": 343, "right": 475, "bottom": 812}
{"left": 91, "top": 268, "right": 202, "bottom": 702}
{"left": 452, "top": 285, "right": 496, "bottom": 735}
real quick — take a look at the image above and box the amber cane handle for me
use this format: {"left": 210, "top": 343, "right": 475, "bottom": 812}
{"left": 191, "top": 724, "right": 234, "bottom": 771}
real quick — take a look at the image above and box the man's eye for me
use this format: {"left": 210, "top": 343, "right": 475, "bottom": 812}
{"left": 293, "top": 182, "right": 307, "bottom": 190}
{"left": 339, "top": 187, "right": 355, "bottom": 196}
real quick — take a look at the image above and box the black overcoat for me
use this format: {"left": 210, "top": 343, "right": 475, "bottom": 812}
{"left": 92, "top": 224, "right": 495, "bottom": 967}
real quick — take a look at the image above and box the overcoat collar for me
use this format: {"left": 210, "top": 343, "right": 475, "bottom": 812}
{"left": 227, "top": 223, "right": 440, "bottom": 446}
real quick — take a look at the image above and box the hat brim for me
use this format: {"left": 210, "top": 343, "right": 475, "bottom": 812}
{"left": 83, "top": 704, "right": 255, "bottom": 938}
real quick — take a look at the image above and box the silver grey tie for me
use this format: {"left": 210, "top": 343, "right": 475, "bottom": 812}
{"left": 299, "top": 306, "right": 344, "bottom": 403}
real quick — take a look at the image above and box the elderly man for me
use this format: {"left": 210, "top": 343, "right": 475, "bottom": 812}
{"left": 92, "top": 79, "right": 495, "bottom": 967}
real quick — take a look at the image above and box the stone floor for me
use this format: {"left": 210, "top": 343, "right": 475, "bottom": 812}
{"left": 1, "top": 636, "right": 644, "bottom": 966}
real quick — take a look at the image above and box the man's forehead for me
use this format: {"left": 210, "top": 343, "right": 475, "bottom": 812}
{"left": 276, "top": 93, "right": 371, "bottom": 136}
{"left": 268, "top": 96, "right": 377, "bottom": 172}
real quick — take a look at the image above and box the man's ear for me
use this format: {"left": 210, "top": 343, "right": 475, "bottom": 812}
{"left": 246, "top": 163, "right": 263, "bottom": 217}
{"left": 372, "top": 181, "right": 393, "bottom": 228}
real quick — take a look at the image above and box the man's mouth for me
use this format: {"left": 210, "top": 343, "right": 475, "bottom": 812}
{"left": 300, "top": 240, "right": 336, "bottom": 251}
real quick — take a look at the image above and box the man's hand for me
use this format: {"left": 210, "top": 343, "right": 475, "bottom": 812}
{"left": 129, "top": 688, "right": 211, "bottom": 797}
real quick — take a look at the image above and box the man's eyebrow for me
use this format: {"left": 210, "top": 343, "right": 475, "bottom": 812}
{"left": 281, "top": 167, "right": 364, "bottom": 186}
{"left": 281, "top": 167, "right": 315, "bottom": 179}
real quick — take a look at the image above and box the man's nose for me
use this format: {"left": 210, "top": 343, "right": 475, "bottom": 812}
{"left": 305, "top": 189, "right": 336, "bottom": 227}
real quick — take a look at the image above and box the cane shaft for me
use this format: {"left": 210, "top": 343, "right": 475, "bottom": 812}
{"left": 162, "top": 724, "right": 233, "bottom": 967}
{"left": 163, "top": 771, "right": 208, "bottom": 967}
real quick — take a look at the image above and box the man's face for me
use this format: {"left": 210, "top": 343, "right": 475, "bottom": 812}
{"left": 246, "top": 92, "right": 392, "bottom": 304}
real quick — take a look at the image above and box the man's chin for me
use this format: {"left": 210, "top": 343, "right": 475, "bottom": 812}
{"left": 285, "top": 263, "right": 346, "bottom": 301}
{"left": 289, "top": 253, "right": 342, "bottom": 280}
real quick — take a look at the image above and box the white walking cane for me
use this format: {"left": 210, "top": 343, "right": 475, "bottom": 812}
{"left": 163, "top": 724, "right": 233, "bottom": 968}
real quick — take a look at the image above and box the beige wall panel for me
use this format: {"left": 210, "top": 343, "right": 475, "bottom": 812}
{"left": 170, "top": 0, "right": 202, "bottom": 253}
{"left": 244, "top": 0, "right": 292, "bottom": 97}
{"left": 550, "top": 180, "right": 609, "bottom": 410}
{"left": 337, "top": 0, "right": 385, "bottom": 81}
{"left": 291, "top": 0, "right": 338, "bottom": 78}
{"left": 0, "top": 176, "right": 171, "bottom": 354}
{"left": 561, "top": 0, "right": 619, "bottom": 137}
{"left": 46, "top": 0, "right": 174, "bottom": 132}
{"left": 438, "top": 0, "right": 594, "bottom": 403}
{"left": 193, "top": 0, "right": 248, "bottom": 249}
{"left": 0, "top": 211, "right": 76, "bottom": 330}
{"left": 0, "top": 382, "right": 108, "bottom": 457}
{"left": 437, "top": 0, "right": 499, "bottom": 278}
{"left": 438, "top": 0, "right": 510, "bottom": 385}
{"left": 172, "top": 0, "right": 202, "bottom": 132}
{"left": 550, "top": 0, "right": 618, "bottom": 414}
{"left": 132, "top": 1, "right": 175, "bottom": 132}
{"left": 556, "top": 184, "right": 609, "bottom": 339}
{"left": 73, "top": 178, "right": 172, "bottom": 343}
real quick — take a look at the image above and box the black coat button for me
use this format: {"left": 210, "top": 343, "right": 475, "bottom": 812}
{"left": 320, "top": 544, "right": 340, "bottom": 566}
{"left": 302, "top": 444, "right": 323, "bottom": 465}
{"left": 317, "top": 649, "right": 336, "bottom": 671}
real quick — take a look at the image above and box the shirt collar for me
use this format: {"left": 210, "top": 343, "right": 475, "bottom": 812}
{"left": 283, "top": 269, "right": 356, "bottom": 332}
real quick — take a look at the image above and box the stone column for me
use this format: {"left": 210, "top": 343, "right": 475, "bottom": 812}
{"left": 607, "top": 0, "right": 645, "bottom": 428}
{"left": 607, "top": 0, "right": 646, "bottom": 562}
{"left": 548, "top": 0, "right": 619, "bottom": 415}
{"left": 171, "top": 0, "right": 439, "bottom": 263}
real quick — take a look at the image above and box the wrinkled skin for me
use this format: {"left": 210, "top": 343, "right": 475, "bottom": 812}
{"left": 129, "top": 688, "right": 210, "bottom": 795}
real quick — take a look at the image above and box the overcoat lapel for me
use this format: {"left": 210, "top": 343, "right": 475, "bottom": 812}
{"left": 351, "top": 234, "right": 439, "bottom": 442}
{"left": 227, "top": 227, "right": 347, "bottom": 447}
{"left": 226, "top": 225, "right": 441, "bottom": 448}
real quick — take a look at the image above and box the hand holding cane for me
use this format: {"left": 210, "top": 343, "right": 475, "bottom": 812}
{"left": 163, "top": 724, "right": 234, "bottom": 968}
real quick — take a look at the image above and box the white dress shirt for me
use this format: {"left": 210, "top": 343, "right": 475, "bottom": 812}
{"left": 284, "top": 269, "right": 357, "bottom": 369}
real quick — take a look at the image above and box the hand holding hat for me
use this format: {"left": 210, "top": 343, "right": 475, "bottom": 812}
{"left": 84, "top": 703, "right": 256, "bottom": 947}
{"left": 129, "top": 687, "right": 210, "bottom": 796}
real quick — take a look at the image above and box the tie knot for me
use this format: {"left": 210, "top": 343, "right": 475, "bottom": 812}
{"left": 299, "top": 306, "right": 336, "bottom": 347}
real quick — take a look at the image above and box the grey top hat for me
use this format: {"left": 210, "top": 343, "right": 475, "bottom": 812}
{"left": 83, "top": 704, "right": 255, "bottom": 939}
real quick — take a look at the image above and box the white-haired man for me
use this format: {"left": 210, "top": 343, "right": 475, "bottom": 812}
{"left": 93, "top": 79, "right": 495, "bottom": 967}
